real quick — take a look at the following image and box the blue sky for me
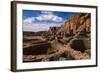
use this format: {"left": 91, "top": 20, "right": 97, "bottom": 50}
{"left": 23, "top": 10, "right": 77, "bottom": 32}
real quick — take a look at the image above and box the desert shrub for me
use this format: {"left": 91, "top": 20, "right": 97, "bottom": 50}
{"left": 85, "top": 49, "right": 91, "bottom": 55}
{"left": 63, "top": 51, "right": 75, "bottom": 60}
{"left": 49, "top": 52, "right": 75, "bottom": 61}
{"left": 47, "top": 48, "right": 55, "bottom": 54}
{"left": 49, "top": 54, "right": 62, "bottom": 61}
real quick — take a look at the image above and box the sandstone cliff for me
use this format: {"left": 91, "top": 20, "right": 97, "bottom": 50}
{"left": 57, "top": 13, "right": 91, "bottom": 35}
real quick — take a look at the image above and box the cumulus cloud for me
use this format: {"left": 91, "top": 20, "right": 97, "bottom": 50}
{"left": 36, "top": 11, "right": 63, "bottom": 22}
{"left": 23, "top": 11, "right": 63, "bottom": 32}
{"left": 24, "top": 17, "right": 35, "bottom": 23}
{"left": 23, "top": 11, "right": 63, "bottom": 24}
{"left": 41, "top": 11, "right": 53, "bottom": 15}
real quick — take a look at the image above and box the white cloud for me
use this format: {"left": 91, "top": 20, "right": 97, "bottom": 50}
{"left": 23, "top": 11, "right": 64, "bottom": 32}
{"left": 23, "top": 11, "right": 63, "bottom": 24}
{"left": 41, "top": 11, "right": 53, "bottom": 15}
{"left": 52, "top": 15, "right": 63, "bottom": 22}
{"left": 24, "top": 17, "right": 35, "bottom": 23}
{"left": 36, "top": 12, "right": 63, "bottom": 22}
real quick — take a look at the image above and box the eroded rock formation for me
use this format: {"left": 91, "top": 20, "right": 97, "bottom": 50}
{"left": 23, "top": 13, "right": 91, "bottom": 62}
